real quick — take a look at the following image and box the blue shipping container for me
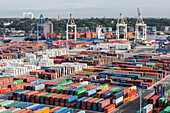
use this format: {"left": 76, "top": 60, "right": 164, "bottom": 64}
{"left": 65, "top": 96, "right": 77, "bottom": 103}
{"left": 61, "top": 108, "right": 73, "bottom": 113}
{"left": 53, "top": 107, "right": 67, "bottom": 113}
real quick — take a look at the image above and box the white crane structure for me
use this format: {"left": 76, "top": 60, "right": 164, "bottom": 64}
{"left": 116, "top": 13, "right": 127, "bottom": 39}
{"left": 66, "top": 14, "right": 77, "bottom": 41}
{"left": 135, "top": 8, "right": 147, "bottom": 40}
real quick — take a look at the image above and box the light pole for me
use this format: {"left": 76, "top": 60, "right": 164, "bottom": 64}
{"left": 140, "top": 89, "right": 142, "bottom": 113}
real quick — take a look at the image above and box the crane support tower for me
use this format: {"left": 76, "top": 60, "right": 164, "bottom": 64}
{"left": 154, "top": 84, "right": 165, "bottom": 97}
{"left": 66, "top": 14, "right": 77, "bottom": 41}
{"left": 116, "top": 13, "right": 127, "bottom": 39}
{"left": 135, "top": 8, "right": 147, "bottom": 40}
{"left": 37, "top": 14, "right": 47, "bottom": 42}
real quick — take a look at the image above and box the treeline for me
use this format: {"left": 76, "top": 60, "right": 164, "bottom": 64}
{"left": 0, "top": 18, "right": 170, "bottom": 35}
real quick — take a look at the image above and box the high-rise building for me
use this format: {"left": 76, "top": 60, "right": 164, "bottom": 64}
{"left": 45, "top": 21, "right": 54, "bottom": 33}
{"left": 23, "top": 12, "right": 34, "bottom": 19}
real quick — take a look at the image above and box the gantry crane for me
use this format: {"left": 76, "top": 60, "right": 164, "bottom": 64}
{"left": 66, "top": 14, "right": 77, "bottom": 41}
{"left": 135, "top": 8, "right": 147, "bottom": 40}
{"left": 116, "top": 13, "right": 127, "bottom": 39}
{"left": 37, "top": 14, "right": 47, "bottom": 42}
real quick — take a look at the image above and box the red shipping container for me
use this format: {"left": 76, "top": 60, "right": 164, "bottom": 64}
{"left": 104, "top": 104, "right": 116, "bottom": 113}
{"left": 0, "top": 88, "right": 11, "bottom": 94}
{"left": 98, "top": 99, "right": 110, "bottom": 108}
{"left": 81, "top": 97, "right": 93, "bottom": 110}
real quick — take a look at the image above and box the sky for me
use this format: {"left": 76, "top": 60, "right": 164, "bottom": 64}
{"left": 0, "top": 0, "right": 170, "bottom": 18}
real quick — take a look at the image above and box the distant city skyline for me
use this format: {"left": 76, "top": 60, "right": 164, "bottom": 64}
{"left": 0, "top": 0, "right": 170, "bottom": 18}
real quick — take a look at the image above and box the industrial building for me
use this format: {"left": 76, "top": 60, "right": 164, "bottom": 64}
{"left": 147, "top": 26, "right": 157, "bottom": 32}
{"left": 77, "top": 27, "right": 90, "bottom": 33}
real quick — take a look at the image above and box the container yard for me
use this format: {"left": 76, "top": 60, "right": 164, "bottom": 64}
{"left": 0, "top": 37, "right": 168, "bottom": 113}
{"left": 0, "top": 2, "right": 170, "bottom": 112}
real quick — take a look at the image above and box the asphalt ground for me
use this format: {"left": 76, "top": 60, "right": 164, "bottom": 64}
{"left": 0, "top": 44, "right": 168, "bottom": 113}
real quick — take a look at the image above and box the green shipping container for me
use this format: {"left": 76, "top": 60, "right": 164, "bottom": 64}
{"left": 67, "top": 78, "right": 73, "bottom": 81}
{"left": 0, "top": 100, "right": 14, "bottom": 107}
{"left": 159, "top": 110, "right": 163, "bottom": 113}
{"left": 13, "top": 79, "right": 23, "bottom": 85}
{"left": 0, "top": 110, "right": 12, "bottom": 113}
{"left": 5, "top": 102, "right": 18, "bottom": 108}
{"left": 26, "top": 104, "right": 39, "bottom": 110}
{"left": 143, "top": 103, "right": 147, "bottom": 107}
{"left": 57, "top": 80, "right": 72, "bottom": 86}
{"left": 159, "top": 97, "right": 165, "bottom": 104}
{"left": 92, "top": 95, "right": 96, "bottom": 98}
{"left": 6, "top": 101, "right": 21, "bottom": 108}
{"left": 110, "top": 87, "right": 120, "bottom": 93}
{"left": 75, "top": 88, "right": 86, "bottom": 95}
{"left": 40, "top": 93, "right": 53, "bottom": 103}
{"left": 147, "top": 65, "right": 153, "bottom": 67}
{"left": 164, "top": 106, "right": 170, "bottom": 113}
{"left": 8, "top": 102, "right": 23, "bottom": 108}
{"left": 12, "top": 108, "right": 21, "bottom": 113}
{"left": 55, "top": 86, "right": 67, "bottom": 93}
{"left": 111, "top": 82, "right": 119, "bottom": 86}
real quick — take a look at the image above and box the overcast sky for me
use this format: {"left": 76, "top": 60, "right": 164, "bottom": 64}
{"left": 0, "top": 0, "right": 169, "bottom": 18}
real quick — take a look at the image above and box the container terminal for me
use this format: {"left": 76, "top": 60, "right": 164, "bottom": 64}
{"left": 0, "top": 9, "right": 169, "bottom": 113}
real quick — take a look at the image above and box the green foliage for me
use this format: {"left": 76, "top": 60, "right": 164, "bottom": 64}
{"left": 0, "top": 18, "right": 170, "bottom": 34}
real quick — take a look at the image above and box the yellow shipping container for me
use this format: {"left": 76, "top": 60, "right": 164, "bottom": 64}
{"left": 16, "top": 84, "right": 22, "bottom": 90}
{"left": 33, "top": 107, "right": 49, "bottom": 113}
{"left": 140, "top": 67, "right": 153, "bottom": 70}
{"left": 110, "top": 67, "right": 122, "bottom": 70}
{"left": 129, "top": 86, "right": 137, "bottom": 90}
{"left": 98, "top": 86, "right": 109, "bottom": 92}
{"left": 83, "top": 68, "right": 95, "bottom": 72}
{"left": 123, "top": 97, "right": 130, "bottom": 104}
{"left": 145, "top": 72, "right": 159, "bottom": 77}
{"left": 0, "top": 107, "right": 5, "bottom": 109}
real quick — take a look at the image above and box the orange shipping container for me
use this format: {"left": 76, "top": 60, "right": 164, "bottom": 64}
{"left": 49, "top": 106, "right": 62, "bottom": 113}
{"left": 104, "top": 104, "right": 116, "bottom": 113}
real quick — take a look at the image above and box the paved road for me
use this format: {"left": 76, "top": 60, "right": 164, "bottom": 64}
{"left": 114, "top": 75, "right": 170, "bottom": 113}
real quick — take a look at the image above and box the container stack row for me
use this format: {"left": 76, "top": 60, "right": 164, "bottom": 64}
{"left": 0, "top": 99, "right": 80, "bottom": 113}
{"left": 137, "top": 85, "right": 170, "bottom": 113}
{"left": 49, "top": 51, "right": 124, "bottom": 66}
{"left": 8, "top": 80, "right": 137, "bottom": 112}
{"left": 29, "top": 62, "right": 86, "bottom": 80}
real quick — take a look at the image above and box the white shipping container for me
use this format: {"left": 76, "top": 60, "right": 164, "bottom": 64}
{"left": 143, "top": 104, "right": 153, "bottom": 113}
{"left": 146, "top": 63, "right": 156, "bottom": 66}
{"left": 112, "top": 96, "right": 123, "bottom": 104}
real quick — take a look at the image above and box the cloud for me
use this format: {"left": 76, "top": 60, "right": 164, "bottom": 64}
{"left": 0, "top": 0, "right": 170, "bottom": 18}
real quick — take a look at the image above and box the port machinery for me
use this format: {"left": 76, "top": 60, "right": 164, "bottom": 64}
{"left": 154, "top": 84, "right": 165, "bottom": 97}
{"left": 154, "top": 39, "right": 170, "bottom": 52}
{"left": 37, "top": 14, "right": 47, "bottom": 42}
{"left": 66, "top": 14, "right": 77, "bottom": 41}
{"left": 116, "top": 13, "right": 127, "bottom": 40}
{"left": 135, "top": 8, "right": 147, "bottom": 40}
